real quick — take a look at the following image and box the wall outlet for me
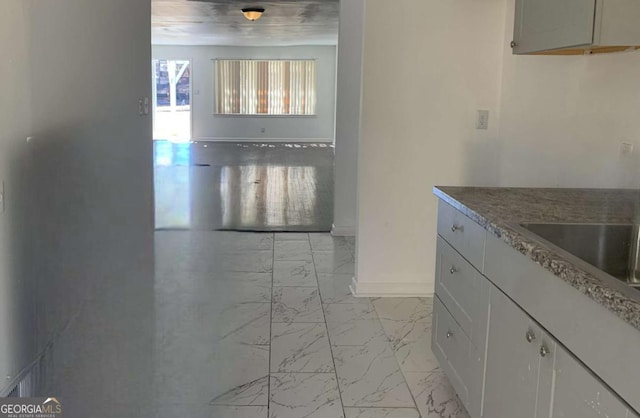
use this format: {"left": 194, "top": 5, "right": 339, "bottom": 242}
{"left": 621, "top": 142, "right": 634, "bottom": 156}
{"left": 476, "top": 110, "right": 489, "bottom": 130}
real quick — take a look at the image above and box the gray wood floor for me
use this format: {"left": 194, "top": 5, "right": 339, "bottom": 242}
{"left": 154, "top": 141, "right": 334, "bottom": 231}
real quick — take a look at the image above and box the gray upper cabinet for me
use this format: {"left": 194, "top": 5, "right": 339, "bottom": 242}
{"left": 513, "top": 0, "right": 596, "bottom": 54}
{"left": 512, "top": 0, "right": 640, "bottom": 55}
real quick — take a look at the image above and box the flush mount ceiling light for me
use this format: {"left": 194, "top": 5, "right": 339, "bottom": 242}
{"left": 241, "top": 7, "right": 265, "bottom": 21}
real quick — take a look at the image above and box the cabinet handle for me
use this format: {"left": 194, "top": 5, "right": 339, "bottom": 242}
{"left": 451, "top": 224, "right": 459, "bottom": 232}
{"left": 539, "top": 344, "right": 550, "bottom": 357}
{"left": 510, "top": 40, "right": 518, "bottom": 48}
{"left": 525, "top": 330, "right": 536, "bottom": 343}
{"left": 446, "top": 330, "right": 453, "bottom": 339}
{"left": 450, "top": 266, "right": 457, "bottom": 275}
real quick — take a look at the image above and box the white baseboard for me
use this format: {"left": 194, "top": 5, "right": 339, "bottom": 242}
{"left": 350, "top": 277, "right": 434, "bottom": 298}
{"left": 331, "top": 224, "right": 356, "bottom": 237}
{"left": 193, "top": 137, "right": 334, "bottom": 144}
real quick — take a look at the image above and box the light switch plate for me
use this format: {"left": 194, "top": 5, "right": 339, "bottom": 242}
{"left": 476, "top": 110, "right": 489, "bottom": 130}
{"left": 0, "top": 180, "right": 5, "bottom": 213}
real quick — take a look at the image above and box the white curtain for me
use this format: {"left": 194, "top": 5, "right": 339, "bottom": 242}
{"left": 215, "top": 59, "right": 316, "bottom": 115}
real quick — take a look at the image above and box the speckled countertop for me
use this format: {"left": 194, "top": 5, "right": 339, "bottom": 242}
{"left": 433, "top": 186, "right": 640, "bottom": 331}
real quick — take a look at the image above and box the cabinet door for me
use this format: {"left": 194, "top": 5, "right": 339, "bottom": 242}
{"left": 513, "top": 0, "right": 596, "bottom": 54}
{"left": 483, "top": 287, "right": 541, "bottom": 418}
{"left": 545, "top": 344, "right": 630, "bottom": 418}
{"left": 432, "top": 297, "right": 471, "bottom": 406}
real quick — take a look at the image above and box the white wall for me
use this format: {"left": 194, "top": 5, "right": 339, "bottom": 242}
{"left": 354, "top": 0, "right": 640, "bottom": 297}
{"left": 353, "top": 0, "right": 506, "bottom": 296}
{"left": 6, "top": 0, "right": 155, "bottom": 414}
{"left": 332, "top": 0, "right": 365, "bottom": 237}
{"left": 0, "top": 0, "right": 35, "bottom": 394}
{"left": 497, "top": 0, "right": 640, "bottom": 188}
{"left": 152, "top": 45, "right": 337, "bottom": 142}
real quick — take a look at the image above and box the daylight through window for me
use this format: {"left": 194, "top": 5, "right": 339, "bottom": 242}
{"left": 215, "top": 59, "right": 316, "bottom": 115}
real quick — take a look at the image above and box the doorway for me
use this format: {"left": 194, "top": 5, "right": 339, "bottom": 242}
{"left": 152, "top": 59, "right": 192, "bottom": 141}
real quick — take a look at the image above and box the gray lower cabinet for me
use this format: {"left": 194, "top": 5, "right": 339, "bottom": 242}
{"left": 436, "top": 200, "right": 486, "bottom": 270}
{"left": 483, "top": 285, "right": 552, "bottom": 418}
{"left": 434, "top": 199, "right": 639, "bottom": 418}
{"left": 432, "top": 296, "right": 487, "bottom": 418}
{"left": 432, "top": 297, "right": 471, "bottom": 407}
{"left": 550, "top": 344, "right": 630, "bottom": 418}
{"left": 433, "top": 235, "right": 490, "bottom": 418}
{"left": 484, "top": 284, "right": 633, "bottom": 418}
{"left": 435, "top": 236, "right": 488, "bottom": 345}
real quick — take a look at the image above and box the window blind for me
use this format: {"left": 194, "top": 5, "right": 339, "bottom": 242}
{"left": 215, "top": 59, "right": 316, "bottom": 115}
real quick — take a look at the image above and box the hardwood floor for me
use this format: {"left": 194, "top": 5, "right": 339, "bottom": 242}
{"left": 154, "top": 141, "right": 334, "bottom": 231}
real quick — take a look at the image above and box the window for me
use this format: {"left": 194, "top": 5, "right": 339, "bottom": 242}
{"left": 214, "top": 59, "right": 316, "bottom": 116}
{"left": 154, "top": 60, "right": 191, "bottom": 107}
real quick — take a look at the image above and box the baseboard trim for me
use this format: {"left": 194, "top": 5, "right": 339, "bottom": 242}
{"left": 331, "top": 224, "right": 356, "bottom": 237}
{"left": 350, "top": 277, "right": 433, "bottom": 298}
{"left": 193, "top": 137, "right": 334, "bottom": 144}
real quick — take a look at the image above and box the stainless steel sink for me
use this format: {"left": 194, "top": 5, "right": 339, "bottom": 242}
{"left": 520, "top": 223, "right": 640, "bottom": 288}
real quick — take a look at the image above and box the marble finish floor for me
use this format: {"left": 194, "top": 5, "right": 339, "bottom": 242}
{"left": 155, "top": 231, "right": 468, "bottom": 418}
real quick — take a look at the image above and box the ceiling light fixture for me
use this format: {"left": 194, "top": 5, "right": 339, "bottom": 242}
{"left": 241, "top": 7, "right": 265, "bottom": 21}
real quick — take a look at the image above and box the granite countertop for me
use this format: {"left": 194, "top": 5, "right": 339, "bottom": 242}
{"left": 433, "top": 186, "right": 640, "bottom": 331}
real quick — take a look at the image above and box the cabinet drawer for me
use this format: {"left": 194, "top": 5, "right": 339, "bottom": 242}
{"left": 432, "top": 296, "right": 470, "bottom": 407}
{"left": 437, "top": 200, "right": 486, "bottom": 270}
{"left": 435, "top": 236, "right": 485, "bottom": 343}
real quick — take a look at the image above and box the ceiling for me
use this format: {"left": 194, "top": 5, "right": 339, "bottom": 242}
{"left": 152, "top": 0, "right": 340, "bottom": 46}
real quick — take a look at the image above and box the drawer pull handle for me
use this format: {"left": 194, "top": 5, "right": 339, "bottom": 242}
{"left": 525, "top": 330, "right": 536, "bottom": 343}
{"left": 539, "top": 344, "right": 550, "bottom": 358}
{"left": 451, "top": 224, "right": 459, "bottom": 232}
{"left": 450, "top": 266, "right": 457, "bottom": 275}
{"left": 446, "top": 330, "right": 453, "bottom": 339}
